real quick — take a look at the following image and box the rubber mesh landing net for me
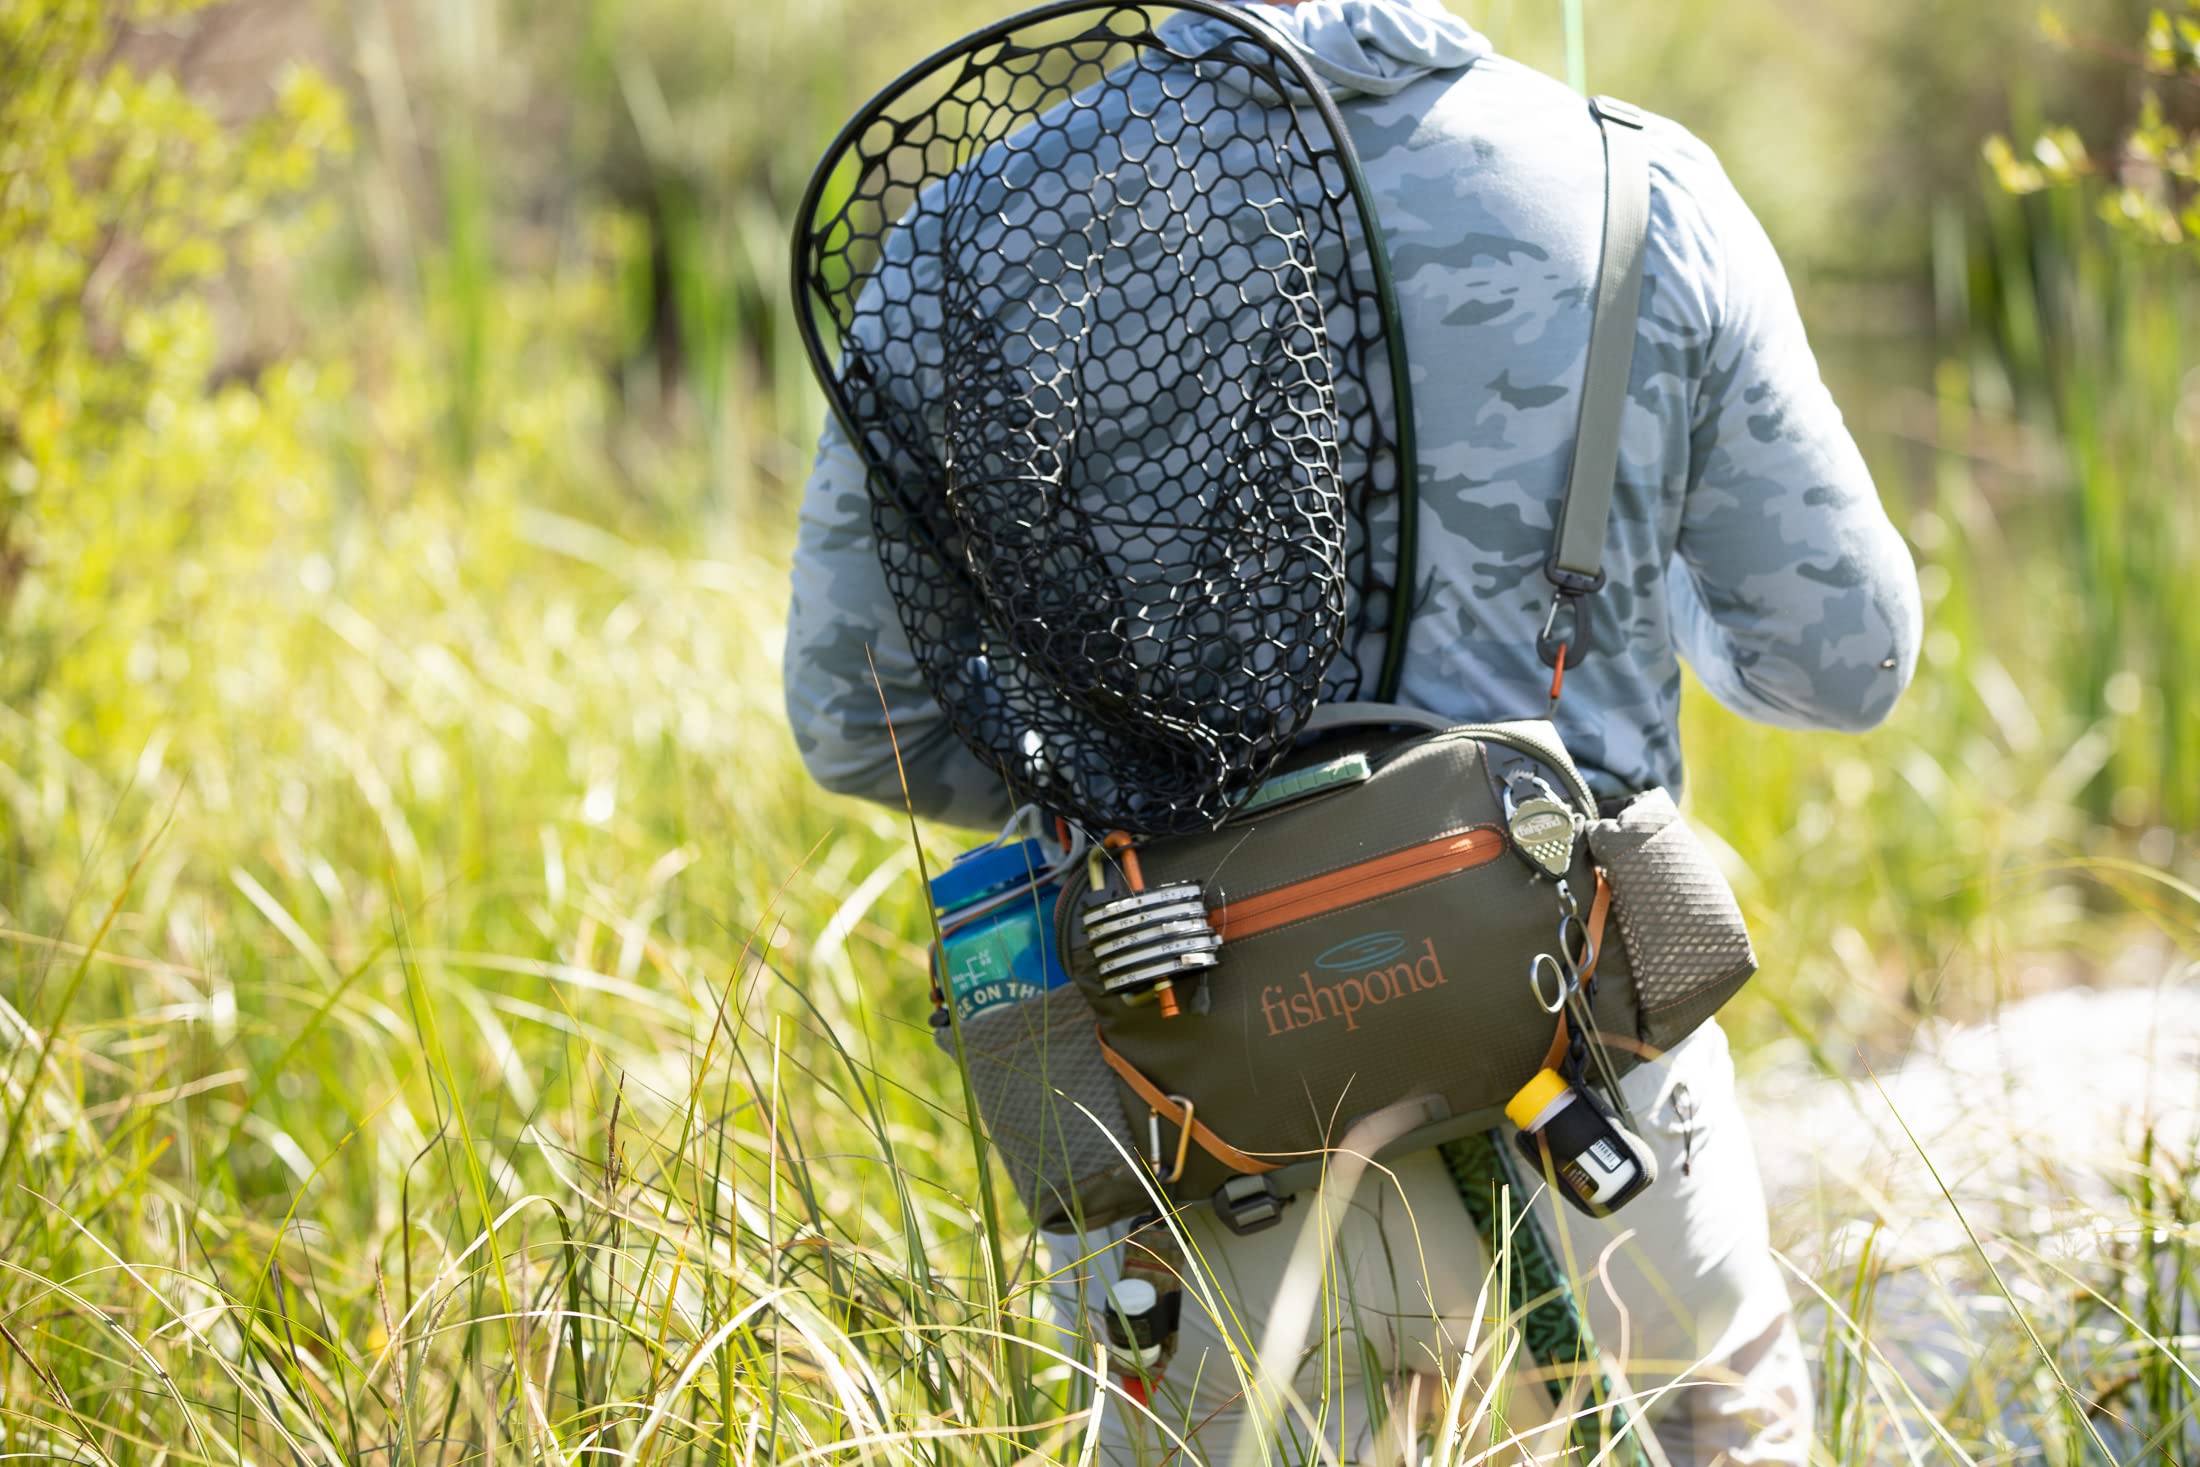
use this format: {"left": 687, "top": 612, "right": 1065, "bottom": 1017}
{"left": 792, "top": 0, "right": 1411, "bottom": 835}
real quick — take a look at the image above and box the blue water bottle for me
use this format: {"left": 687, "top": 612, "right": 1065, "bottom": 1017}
{"left": 929, "top": 839, "right": 1072, "bottom": 1024}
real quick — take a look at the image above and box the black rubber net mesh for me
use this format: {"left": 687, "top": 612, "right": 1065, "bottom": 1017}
{"left": 794, "top": 2, "right": 1405, "bottom": 834}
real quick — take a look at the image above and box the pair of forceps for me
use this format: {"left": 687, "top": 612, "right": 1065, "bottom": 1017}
{"left": 1528, "top": 879, "right": 1598, "bottom": 1014}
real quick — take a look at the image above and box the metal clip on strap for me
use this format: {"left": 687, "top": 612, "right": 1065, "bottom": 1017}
{"left": 1539, "top": 95, "right": 1651, "bottom": 673}
{"left": 1094, "top": 1025, "right": 1280, "bottom": 1177}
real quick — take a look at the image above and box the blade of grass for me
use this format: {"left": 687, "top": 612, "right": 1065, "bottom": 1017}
{"left": 864, "top": 645, "right": 1023, "bottom": 1459}
{"left": 1865, "top": 1059, "right": 2117, "bottom": 1463}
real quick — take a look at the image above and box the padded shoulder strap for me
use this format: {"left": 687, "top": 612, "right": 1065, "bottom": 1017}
{"left": 1546, "top": 95, "right": 1652, "bottom": 594}
{"left": 1304, "top": 700, "right": 1452, "bottom": 735}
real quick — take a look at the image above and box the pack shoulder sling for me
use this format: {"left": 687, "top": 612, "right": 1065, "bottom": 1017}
{"left": 791, "top": 2, "right": 1754, "bottom": 1448}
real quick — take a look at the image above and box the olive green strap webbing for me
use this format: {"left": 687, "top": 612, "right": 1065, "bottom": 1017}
{"left": 1547, "top": 95, "right": 1651, "bottom": 596}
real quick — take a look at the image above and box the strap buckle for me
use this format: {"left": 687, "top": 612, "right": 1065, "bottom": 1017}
{"left": 1588, "top": 94, "right": 1647, "bottom": 130}
{"left": 1211, "top": 1174, "right": 1289, "bottom": 1235}
{"left": 1537, "top": 587, "right": 1592, "bottom": 670}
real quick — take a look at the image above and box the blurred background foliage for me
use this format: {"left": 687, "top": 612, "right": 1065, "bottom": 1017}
{"left": 3, "top": 0, "right": 2199, "bottom": 1454}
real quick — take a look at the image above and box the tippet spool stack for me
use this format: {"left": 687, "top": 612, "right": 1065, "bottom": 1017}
{"left": 1082, "top": 870, "right": 1218, "bottom": 1019}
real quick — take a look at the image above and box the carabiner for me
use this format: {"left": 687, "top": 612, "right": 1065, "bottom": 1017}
{"left": 1148, "top": 1097, "right": 1197, "bottom": 1184}
{"left": 1537, "top": 587, "right": 1592, "bottom": 670}
{"left": 1163, "top": 1097, "right": 1195, "bottom": 1184}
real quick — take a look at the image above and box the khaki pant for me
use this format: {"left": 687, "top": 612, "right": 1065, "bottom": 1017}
{"left": 1038, "top": 1021, "right": 1810, "bottom": 1465}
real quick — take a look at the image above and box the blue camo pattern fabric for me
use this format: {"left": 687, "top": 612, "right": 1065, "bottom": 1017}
{"left": 783, "top": 0, "right": 1923, "bottom": 826}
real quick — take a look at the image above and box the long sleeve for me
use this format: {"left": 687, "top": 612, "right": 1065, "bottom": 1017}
{"left": 782, "top": 415, "right": 1013, "bottom": 829}
{"left": 1669, "top": 157, "right": 1922, "bottom": 733}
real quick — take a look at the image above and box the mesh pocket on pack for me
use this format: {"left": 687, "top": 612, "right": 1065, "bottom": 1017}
{"left": 943, "top": 987, "right": 1149, "bottom": 1231}
{"left": 1586, "top": 789, "right": 1757, "bottom": 1053}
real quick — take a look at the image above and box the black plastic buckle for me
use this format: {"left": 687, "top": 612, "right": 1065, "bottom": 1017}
{"left": 1537, "top": 587, "right": 1592, "bottom": 670}
{"left": 1565, "top": 1023, "right": 1593, "bottom": 1088}
{"left": 1212, "top": 1175, "right": 1288, "bottom": 1235}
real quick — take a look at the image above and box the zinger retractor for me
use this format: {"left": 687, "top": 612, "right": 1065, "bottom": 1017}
{"left": 1504, "top": 770, "right": 1581, "bottom": 880}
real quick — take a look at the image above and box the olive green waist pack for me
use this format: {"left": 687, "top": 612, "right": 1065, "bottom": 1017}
{"left": 951, "top": 706, "right": 1757, "bottom": 1234}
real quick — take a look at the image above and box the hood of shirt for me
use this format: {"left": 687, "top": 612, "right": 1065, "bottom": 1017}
{"left": 1163, "top": 0, "right": 1489, "bottom": 102}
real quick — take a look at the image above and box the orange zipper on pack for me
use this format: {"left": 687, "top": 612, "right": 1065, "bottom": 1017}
{"left": 1209, "top": 826, "right": 1505, "bottom": 943}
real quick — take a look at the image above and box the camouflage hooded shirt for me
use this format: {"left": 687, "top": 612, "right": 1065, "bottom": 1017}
{"left": 784, "top": 0, "right": 1922, "bottom": 826}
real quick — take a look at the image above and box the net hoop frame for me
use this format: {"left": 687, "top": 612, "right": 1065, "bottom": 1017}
{"left": 789, "top": 0, "right": 1422, "bottom": 831}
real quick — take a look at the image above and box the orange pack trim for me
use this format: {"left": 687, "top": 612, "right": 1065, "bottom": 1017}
{"left": 1209, "top": 826, "right": 1506, "bottom": 943}
{"left": 1095, "top": 1026, "right": 1280, "bottom": 1175}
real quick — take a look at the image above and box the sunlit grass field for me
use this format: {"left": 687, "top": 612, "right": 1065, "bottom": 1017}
{"left": 4, "top": 0, "right": 2198, "bottom": 1460}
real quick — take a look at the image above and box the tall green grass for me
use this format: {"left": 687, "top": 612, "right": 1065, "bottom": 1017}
{"left": 3, "top": 479, "right": 2195, "bottom": 1458}
{"left": 5, "top": 481, "right": 2194, "bottom": 1457}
